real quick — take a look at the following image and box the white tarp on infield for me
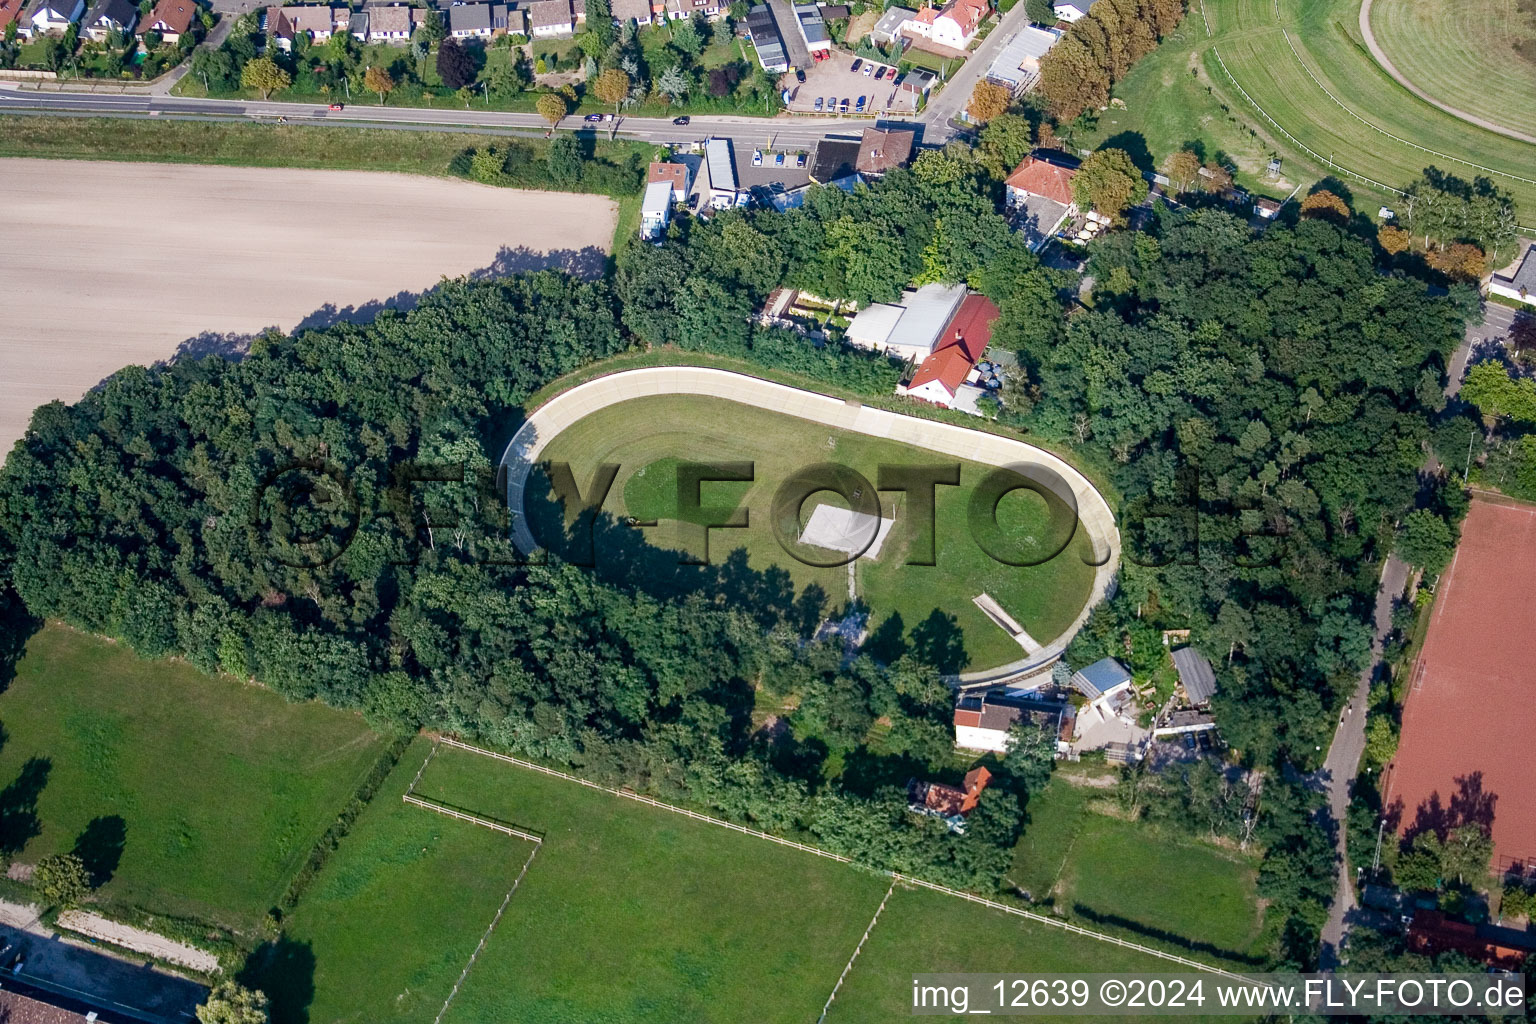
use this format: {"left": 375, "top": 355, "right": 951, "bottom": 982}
{"left": 798, "top": 504, "right": 895, "bottom": 560}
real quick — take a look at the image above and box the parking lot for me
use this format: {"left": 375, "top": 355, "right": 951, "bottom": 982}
{"left": 784, "top": 52, "right": 918, "bottom": 117}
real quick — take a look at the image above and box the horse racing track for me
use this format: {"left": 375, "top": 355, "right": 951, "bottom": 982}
{"left": 1384, "top": 497, "right": 1536, "bottom": 876}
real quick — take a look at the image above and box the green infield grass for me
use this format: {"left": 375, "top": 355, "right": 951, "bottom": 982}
{"left": 240, "top": 738, "right": 531, "bottom": 1024}
{"left": 412, "top": 743, "right": 893, "bottom": 1024}
{"left": 1368, "top": 0, "right": 1536, "bottom": 140}
{"left": 1076, "top": 0, "right": 1536, "bottom": 232}
{"left": 533, "top": 394, "right": 1099, "bottom": 673}
{"left": 0, "top": 624, "right": 388, "bottom": 933}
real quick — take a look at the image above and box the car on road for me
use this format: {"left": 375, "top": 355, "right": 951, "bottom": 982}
{"left": 584, "top": 113, "right": 604, "bottom": 122}
{"left": 862, "top": 63, "right": 873, "bottom": 76}
{"left": 850, "top": 58, "right": 861, "bottom": 72}
{"left": 814, "top": 96, "right": 823, "bottom": 111}
{"left": 752, "top": 149, "right": 763, "bottom": 165}
{"left": 673, "top": 115, "right": 690, "bottom": 125}
{"left": 839, "top": 97, "right": 849, "bottom": 113}
{"left": 328, "top": 102, "right": 344, "bottom": 110}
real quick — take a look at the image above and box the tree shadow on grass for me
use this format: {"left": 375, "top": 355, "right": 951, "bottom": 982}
{"left": 0, "top": 757, "right": 50, "bottom": 859}
{"left": 71, "top": 815, "right": 127, "bottom": 888}
{"left": 0, "top": 590, "right": 41, "bottom": 696}
{"left": 909, "top": 609, "right": 966, "bottom": 674}
{"left": 1071, "top": 903, "right": 1267, "bottom": 967}
{"left": 238, "top": 935, "right": 317, "bottom": 1024}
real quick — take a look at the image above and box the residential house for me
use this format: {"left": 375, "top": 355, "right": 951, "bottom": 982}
{"left": 527, "top": 0, "right": 573, "bottom": 36}
{"left": 845, "top": 281, "right": 965, "bottom": 360}
{"left": 347, "top": 7, "right": 367, "bottom": 36}
{"left": 907, "top": 767, "right": 992, "bottom": 833}
{"left": 0, "top": 0, "right": 27, "bottom": 35}
{"left": 953, "top": 690, "right": 1075, "bottom": 753}
{"left": 664, "top": 0, "right": 719, "bottom": 19}
{"left": 611, "top": 0, "right": 652, "bottom": 24}
{"left": 366, "top": 2, "right": 413, "bottom": 40}
{"left": 855, "top": 127, "right": 914, "bottom": 175}
{"left": 869, "top": 3, "right": 913, "bottom": 43}
{"left": 744, "top": 3, "right": 787, "bottom": 71}
{"left": 266, "top": 4, "right": 342, "bottom": 48}
{"left": 930, "top": 0, "right": 987, "bottom": 48}
{"left": 1171, "top": 646, "right": 1217, "bottom": 706}
{"left": 20, "top": 0, "right": 83, "bottom": 37}
{"left": 1152, "top": 708, "right": 1217, "bottom": 741}
{"left": 808, "top": 136, "right": 859, "bottom": 183}
{"left": 81, "top": 0, "right": 135, "bottom": 40}
{"left": 704, "top": 137, "right": 738, "bottom": 207}
{"left": 1052, "top": 0, "right": 1089, "bottom": 20}
{"left": 1489, "top": 245, "right": 1536, "bottom": 307}
{"left": 0, "top": 987, "right": 125, "bottom": 1023}
{"left": 648, "top": 161, "right": 692, "bottom": 204}
{"left": 1004, "top": 152, "right": 1078, "bottom": 250}
{"left": 449, "top": 1, "right": 502, "bottom": 36}
{"left": 137, "top": 0, "right": 194, "bottom": 42}
{"left": 897, "top": 293, "right": 1001, "bottom": 408}
{"left": 640, "top": 180, "right": 673, "bottom": 242}
{"left": 1253, "top": 196, "right": 1283, "bottom": 219}
{"left": 819, "top": 2, "right": 848, "bottom": 15}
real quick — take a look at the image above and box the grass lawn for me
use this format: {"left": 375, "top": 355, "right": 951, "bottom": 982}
{"left": 1007, "top": 780, "right": 1267, "bottom": 969}
{"left": 1077, "top": 0, "right": 1536, "bottom": 230}
{"left": 1368, "top": 0, "right": 1536, "bottom": 139}
{"left": 0, "top": 624, "right": 388, "bottom": 933}
{"left": 828, "top": 887, "right": 1238, "bottom": 1023}
{"left": 413, "top": 744, "right": 892, "bottom": 1024}
{"left": 535, "top": 394, "right": 1098, "bottom": 673}
{"left": 240, "top": 738, "right": 531, "bottom": 1024}
{"left": 1058, "top": 814, "right": 1266, "bottom": 967}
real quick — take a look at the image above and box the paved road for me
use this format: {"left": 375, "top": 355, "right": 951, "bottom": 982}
{"left": 1356, "top": 0, "right": 1536, "bottom": 147}
{"left": 919, "top": 2, "right": 1034, "bottom": 137}
{"left": 1315, "top": 304, "right": 1492, "bottom": 969}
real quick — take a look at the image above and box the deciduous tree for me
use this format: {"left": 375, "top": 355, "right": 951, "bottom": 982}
{"left": 239, "top": 55, "right": 290, "bottom": 99}
{"left": 1071, "top": 147, "right": 1147, "bottom": 219}
{"left": 197, "top": 982, "right": 270, "bottom": 1024}
{"left": 435, "top": 37, "right": 476, "bottom": 90}
{"left": 965, "top": 80, "right": 1010, "bottom": 123}
{"left": 591, "top": 66, "right": 629, "bottom": 115}
{"left": 536, "top": 90, "right": 567, "bottom": 125}
{"left": 363, "top": 64, "right": 394, "bottom": 103}
{"left": 34, "top": 853, "right": 91, "bottom": 910}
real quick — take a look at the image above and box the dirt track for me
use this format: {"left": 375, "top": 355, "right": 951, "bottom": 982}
{"left": 0, "top": 159, "right": 617, "bottom": 460}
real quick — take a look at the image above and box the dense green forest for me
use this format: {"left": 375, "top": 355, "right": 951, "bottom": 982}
{"left": 0, "top": 139, "right": 1473, "bottom": 965}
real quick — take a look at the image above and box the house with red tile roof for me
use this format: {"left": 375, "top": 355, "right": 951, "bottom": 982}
{"left": 0, "top": 0, "right": 31, "bottom": 31}
{"left": 898, "top": 293, "right": 1001, "bottom": 409}
{"left": 137, "top": 0, "right": 195, "bottom": 41}
{"left": 1004, "top": 153, "right": 1078, "bottom": 207}
{"left": 907, "top": 766, "right": 993, "bottom": 832}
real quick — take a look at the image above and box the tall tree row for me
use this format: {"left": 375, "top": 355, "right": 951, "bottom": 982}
{"left": 1038, "top": 0, "right": 1185, "bottom": 122}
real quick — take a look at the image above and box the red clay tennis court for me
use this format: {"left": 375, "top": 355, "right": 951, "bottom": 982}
{"left": 1383, "top": 497, "right": 1536, "bottom": 876}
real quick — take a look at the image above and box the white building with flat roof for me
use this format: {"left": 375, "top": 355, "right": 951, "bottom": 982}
{"left": 640, "top": 180, "right": 673, "bottom": 242}
{"left": 843, "top": 282, "right": 967, "bottom": 362}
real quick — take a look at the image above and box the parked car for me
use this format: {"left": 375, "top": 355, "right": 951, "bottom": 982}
{"left": 825, "top": 96, "right": 835, "bottom": 110}
{"left": 795, "top": 69, "right": 805, "bottom": 83}
{"left": 839, "top": 97, "right": 849, "bottom": 112}
{"left": 753, "top": 149, "right": 763, "bottom": 165}
{"left": 850, "top": 58, "right": 861, "bottom": 72}
{"left": 855, "top": 95, "right": 866, "bottom": 112}
{"left": 673, "top": 115, "right": 690, "bottom": 125}
{"left": 584, "top": 113, "right": 604, "bottom": 122}
{"left": 874, "top": 66, "right": 887, "bottom": 80}
{"left": 328, "top": 102, "right": 345, "bottom": 110}
{"left": 774, "top": 152, "right": 784, "bottom": 166}
{"left": 795, "top": 152, "right": 806, "bottom": 167}
{"left": 862, "top": 63, "right": 873, "bottom": 76}
{"left": 814, "top": 96, "right": 823, "bottom": 111}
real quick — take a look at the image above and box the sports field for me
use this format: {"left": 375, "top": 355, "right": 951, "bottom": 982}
{"left": 1009, "top": 781, "right": 1267, "bottom": 968}
{"left": 413, "top": 743, "right": 892, "bottom": 1024}
{"left": 240, "top": 739, "right": 530, "bottom": 1024}
{"left": 1384, "top": 497, "right": 1536, "bottom": 874}
{"left": 1079, "top": 0, "right": 1536, "bottom": 225}
{"left": 0, "top": 625, "right": 388, "bottom": 932}
{"left": 535, "top": 395, "right": 1099, "bottom": 672}
{"left": 1368, "top": 0, "right": 1536, "bottom": 139}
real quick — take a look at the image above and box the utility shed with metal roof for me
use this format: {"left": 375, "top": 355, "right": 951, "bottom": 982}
{"left": 1069, "top": 657, "right": 1132, "bottom": 699}
{"left": 1171, "top": 646, "right": 1217, "bottom": 705}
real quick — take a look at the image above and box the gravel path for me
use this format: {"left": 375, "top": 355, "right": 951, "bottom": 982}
{"left": 1356, "top": 0, "right": 1536, "bottom": 146}
{"left": 56, "top": 911, "right": 219, "bottom": 974}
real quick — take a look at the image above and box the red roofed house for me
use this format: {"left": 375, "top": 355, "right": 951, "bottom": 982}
{"left": 908, "top": 766, "right": 993, "bottom": 832}
{"left": 647, "top": 161, "right": 692, "bottom": 204}
{"left": 933, "top": 0, "right": 988, "bottom": 47}
{"left": 0, "top": 0, "right": 29, "bottom": 32}
{"left": 898, "top": 293, "right": 1000, "bottom": 409}
{"left": 138, "top": 0, "right": 194, "bottom": 41}
{"left": 1407, "top": 910, "right": 1536, "bottom": 971}
{"left": 1005, "top": 153, "right": 1077, "bottom": 208}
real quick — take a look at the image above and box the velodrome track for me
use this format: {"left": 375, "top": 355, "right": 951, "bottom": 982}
{"left": 498, "top": 365, "right": 1121, "bottom": 687}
